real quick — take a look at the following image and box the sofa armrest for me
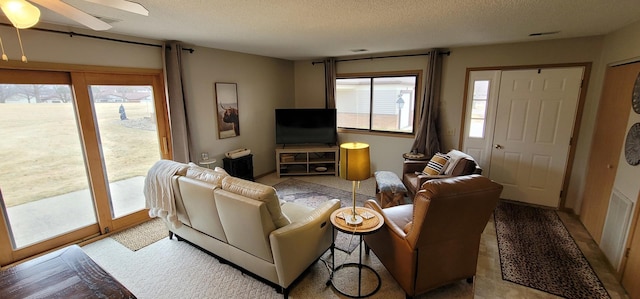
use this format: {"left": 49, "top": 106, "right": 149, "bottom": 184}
{"left": 269, "top": 199, "right": 340, "bottom": 288}
{"left": 403, "top": 160, "right": 429, "bottom": 174}
{"left": 418, "top": 174, "right": 455, "bottom": 189}
{"left": 364, "top": 200, "right": 407, "bottom": 239}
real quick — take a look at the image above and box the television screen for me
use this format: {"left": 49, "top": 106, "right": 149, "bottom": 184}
{"left": 275, "top": 108, "right": 337, "bottom": 145}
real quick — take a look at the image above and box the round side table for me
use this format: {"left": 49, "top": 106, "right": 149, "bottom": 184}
{"left": 198, "top": 159, "right": 217, "bottom": 169}
{"left": 328, "top": 207, "right": 384, "bottom": 298}
{"left": 402, "top": 152, "right": 428, "bottom": 161}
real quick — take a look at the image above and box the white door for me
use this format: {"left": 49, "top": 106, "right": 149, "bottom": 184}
{"left": 489, "top": 68, "right": 583, "bottom": 207}
{"left": 462, "top": 70, "right": 501, "bottom": 175}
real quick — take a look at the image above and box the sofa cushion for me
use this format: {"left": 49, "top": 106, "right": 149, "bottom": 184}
{"left": 222, "top": 176, "right": 291, "bottom": 228}
{"left": 185, "top": 164, "right": 228, "bottom": 187}
{"left": 422, "top": 152, "right": 450, "bottom": 175}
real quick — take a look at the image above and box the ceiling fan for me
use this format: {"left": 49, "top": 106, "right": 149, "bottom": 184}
{"left": 32, "top": 0, "right": 148, "bottom": 30}
{"left": 3, "top": 0, "right": 148, "bottom": 31}
{"left": 0, "top": 0, "right": 147, "bottom": 62}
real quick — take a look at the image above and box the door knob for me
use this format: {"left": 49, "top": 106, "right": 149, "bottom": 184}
{"left": 494, "top": 144, "right": 503, "bottom": 149}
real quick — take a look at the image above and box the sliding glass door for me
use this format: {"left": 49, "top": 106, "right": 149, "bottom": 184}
{"left": 0, "top": 80, "right": 96, "bottom": 249}
{"left": 0, "top": 69, "right": 170, "bottom": 265}
{"left": 89, "top": 83, "right": 163, "bottom": 220}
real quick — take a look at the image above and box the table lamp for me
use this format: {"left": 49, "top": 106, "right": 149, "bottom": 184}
{"left": 340, "top": 142, "right": 370, "bottom": 226}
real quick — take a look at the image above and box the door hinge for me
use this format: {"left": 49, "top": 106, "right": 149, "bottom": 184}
{"left": 626, "top": 247, "right": 631, "bottom": 258}
{"left": 560, "top": 190, "right": 564, "bottom": 197}
{"left": 105, "top": 227, "right": 110, "bottom": 233}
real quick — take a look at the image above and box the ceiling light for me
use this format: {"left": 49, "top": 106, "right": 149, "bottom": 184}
{"left": 1, "top": 0, "right": 41, "bottom": 29}
{"left": 0, "top": 0, "right": 40, "bottom": 62}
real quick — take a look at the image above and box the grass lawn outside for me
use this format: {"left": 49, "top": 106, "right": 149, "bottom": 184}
{"left": 0, "top": 102, "right": 160, "bottom": 207}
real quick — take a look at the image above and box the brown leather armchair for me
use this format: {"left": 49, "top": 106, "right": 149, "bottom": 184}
{"left": 402, "top": 155, "right": 481, "bottom": 197}
{"left": 363, "top": 175, "right": 502, "bottom": 298}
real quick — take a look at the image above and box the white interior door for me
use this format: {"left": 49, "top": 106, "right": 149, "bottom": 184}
{"left": 489, "top": 67, "right": 583, "bottom": 207}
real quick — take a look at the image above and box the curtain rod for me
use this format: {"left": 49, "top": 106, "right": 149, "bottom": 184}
{"left": 311, "top": 51, "right": 450, "bottom": 65}
{"left": 0, "top": 23, "right": 195, "bottom": 53}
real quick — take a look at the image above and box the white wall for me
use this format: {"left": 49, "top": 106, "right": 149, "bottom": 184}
{"left": 180, "top": 46, "right": 294, "bottom": 176}
{"left": 294, "top": 55, "right": 429, "bottom": 176}
{"left": 294, "top": 36, "right": 605, "bottom": 210}
{"left": 441, "top": 37, "right": 605, "bottom": 212}
{"left": 1, "top": 24, "right": 163, "bottom": 68}
{"left": 12, "top": 18, "right": 640, "bottom": 212}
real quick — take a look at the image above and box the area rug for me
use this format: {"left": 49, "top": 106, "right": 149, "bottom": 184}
{"left": 274, "top": 178, "right": 375, "bottom": 253}
{"left": 494, "top": 201, "right": 610, "bottom": 299}
{"left": 111, "top": 218, "right": 168, "bottom": 251}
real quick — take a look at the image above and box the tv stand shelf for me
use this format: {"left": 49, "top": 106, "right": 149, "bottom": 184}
{"left": 276, "top": 145, "right": 339, "bottom": 177}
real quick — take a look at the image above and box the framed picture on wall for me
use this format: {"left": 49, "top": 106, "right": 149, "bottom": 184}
{"left": 215, "top": 82, "right": 239, "bottom": 139}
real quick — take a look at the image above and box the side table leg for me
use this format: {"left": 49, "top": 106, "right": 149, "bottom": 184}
{"left": 358, "top": 234, "right": 363, "bottom": 296}
{"left": 327, "top": 227, "right": 336, "bottom": 286}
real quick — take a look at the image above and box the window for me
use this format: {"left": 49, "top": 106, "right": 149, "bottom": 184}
{"left": 468, "top": 80, "right": 490, "bottom": 138}
{"left": 336, "top": 73, "right": 419, "bottom": 134}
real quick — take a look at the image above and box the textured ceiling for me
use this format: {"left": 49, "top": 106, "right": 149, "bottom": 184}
{"left": 27, "top": 0, "right": 640, "bottom": 60}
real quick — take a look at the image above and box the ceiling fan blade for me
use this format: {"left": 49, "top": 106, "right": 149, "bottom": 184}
{"left": 30, "top": 0, "right": 112, "bottom": 30}
{"left": 81, "top": 0, "right": 148, "bottom": 16}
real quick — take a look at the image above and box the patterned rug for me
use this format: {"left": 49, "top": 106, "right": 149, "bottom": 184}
{"left": 494, "top": 201, "right": 610, "bottom": 299}
{"left": 273, "top": 178, "right": 375, "bottom": 253}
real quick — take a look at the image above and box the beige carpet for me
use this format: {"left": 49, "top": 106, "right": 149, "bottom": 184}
{"left": 83, "top": 235, "right": 472, "bottom": 298}
{"left": 111, "top": 218, "right": 168, "bottom": 251}
{"left": 82, "top": 173, "right": 474, "bottom": 298}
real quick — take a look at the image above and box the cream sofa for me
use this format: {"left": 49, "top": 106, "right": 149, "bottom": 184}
{"left": 152, "top": 163, "right": 340, "bottom": 298}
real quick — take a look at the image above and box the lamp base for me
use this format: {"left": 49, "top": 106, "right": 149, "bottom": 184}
{"left": 345, "top": 214, "right": 363, "bottom": 226}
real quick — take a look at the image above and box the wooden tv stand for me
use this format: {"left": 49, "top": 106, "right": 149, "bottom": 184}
{"left": 276, "top": 145, "right": 339, "bottom": 177}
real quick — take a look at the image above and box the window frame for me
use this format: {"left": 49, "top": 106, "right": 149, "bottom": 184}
{"left": 335, "top": 70, "right": 422, "bottom": 136}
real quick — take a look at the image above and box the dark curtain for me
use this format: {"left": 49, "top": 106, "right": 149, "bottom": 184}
{"left": 163, "top": 41, "right": 193, "bottom": 163}
{"left": 411, "top": 49, "right": 444, "bottom": 157}
{"left": 324, "top": 57, "right": 336, "bottom": 108}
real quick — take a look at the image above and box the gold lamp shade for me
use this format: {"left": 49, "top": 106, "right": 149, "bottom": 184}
{"left": 340, "top": 142, "right": 370, "bottom": 182}
{"left": 340, "top": 142, "right": 370, "bottom": 226}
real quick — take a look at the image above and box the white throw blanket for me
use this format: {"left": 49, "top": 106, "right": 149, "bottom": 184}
{"left": 144, "top": 160, "right": 189, "bottom": 229}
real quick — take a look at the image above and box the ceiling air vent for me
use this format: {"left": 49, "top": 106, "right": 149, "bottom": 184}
{"left": 529, "top": 31, "right": 560, "bottom": 37}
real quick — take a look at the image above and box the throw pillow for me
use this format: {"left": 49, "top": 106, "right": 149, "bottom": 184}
{"left": 422, "top": 152, "right": 450, "bottom": 175}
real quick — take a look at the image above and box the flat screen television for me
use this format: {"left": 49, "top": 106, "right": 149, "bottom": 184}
{"left": 275, "top": 108, "right": 337, "bottom": 145}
